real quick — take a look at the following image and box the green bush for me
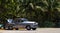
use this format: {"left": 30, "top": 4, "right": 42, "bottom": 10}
{"left": 40, "top": 21, "right": 55, "bottom": 27}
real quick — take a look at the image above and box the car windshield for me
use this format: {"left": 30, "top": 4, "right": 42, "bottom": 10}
{"left": 21, "top": 18, "right": 28, "bottom": 21}
{"left": 7, "top": 19, "right": 13, "bottom": 23}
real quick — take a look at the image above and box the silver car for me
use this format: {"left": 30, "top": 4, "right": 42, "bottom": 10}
{"left": 4, "top": 18, "right": 38, "bottom": 30}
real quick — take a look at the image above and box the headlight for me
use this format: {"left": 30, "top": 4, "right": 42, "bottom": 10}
{"left": 35, "top": 23, "right": 38, "bottom": 25}
{"left": 33, "top": 22, "right": 38, "bottom": 25}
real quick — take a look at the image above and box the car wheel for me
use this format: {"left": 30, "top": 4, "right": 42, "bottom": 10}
{"left": 4, "top": 27, "right": 9, "bottom": 30}
{"left": 26, "top": 26, "right": 31, "bottom": 30}
{"left": 4, "top": 26, "right": 13, "bottom": 30}
{"left": 8, "top": 26, "right": 13, "bottom": 30}
{"left": 15, "top": 28, "right": 18, "bottom": 30}
{"left": 32, "top": 28, "right": 36, "bottom": 30}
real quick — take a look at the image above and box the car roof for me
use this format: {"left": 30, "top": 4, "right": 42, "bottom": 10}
{"left": 14, "top": 18, "right": 27, "bottom": 20}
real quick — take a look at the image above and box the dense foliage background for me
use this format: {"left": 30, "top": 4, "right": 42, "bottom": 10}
{"left": 0, "top": 0, "right": 60, "bottom": 27}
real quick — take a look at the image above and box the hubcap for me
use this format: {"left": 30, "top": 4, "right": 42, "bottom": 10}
{"left": 27, "top": 26, "right": 30, "bottom": 29}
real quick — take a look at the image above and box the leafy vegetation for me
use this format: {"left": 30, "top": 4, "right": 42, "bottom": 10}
{"left": 0, "top": 0, "right": 60, "bottom": 27}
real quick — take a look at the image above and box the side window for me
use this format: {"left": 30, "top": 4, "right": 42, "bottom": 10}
{"left": 17, "top": 19, "right": 23, "bottom": 22}
{"left": 18, "top": 20, "right": 20, "bottom": 22}
{"left": 20, "top": 20, "right": 24, "bottom": 22}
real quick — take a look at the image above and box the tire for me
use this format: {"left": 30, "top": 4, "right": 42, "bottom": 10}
{"left": 4, "top": 26, "right": 13, "bottom": 30}
{"left": 32, "top": 28, "right": 36, "bottom": 30}
{"left": 8, "top": 26, "right": 13, "bottom": 30}
{"left": 4, "top": 27, "right": 9, "bottom": 30}
{"left": 15, "top": 28, "right": 18, "bottom": 30}
{"left": 26, "top": 26, "right": 31, "bottom": 30}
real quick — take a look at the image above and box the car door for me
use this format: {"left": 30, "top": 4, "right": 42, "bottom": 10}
{"left": 14, "top": 19, "right": 25, "bottom": 28}
{"left": 18, "top": 20, "right": 26, "bottom": 28}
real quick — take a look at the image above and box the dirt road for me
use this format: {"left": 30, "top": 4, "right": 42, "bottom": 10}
{"left": 0, "top": 28, "right": 60, "bottom": 33}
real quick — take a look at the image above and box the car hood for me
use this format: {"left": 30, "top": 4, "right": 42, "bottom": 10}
{"left": 22, "top": 21, "right": 36, "bottom": 23}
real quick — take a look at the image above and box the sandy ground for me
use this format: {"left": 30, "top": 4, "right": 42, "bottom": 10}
{"left": 0, "top": 28, "right": 60, "bottom": 33}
